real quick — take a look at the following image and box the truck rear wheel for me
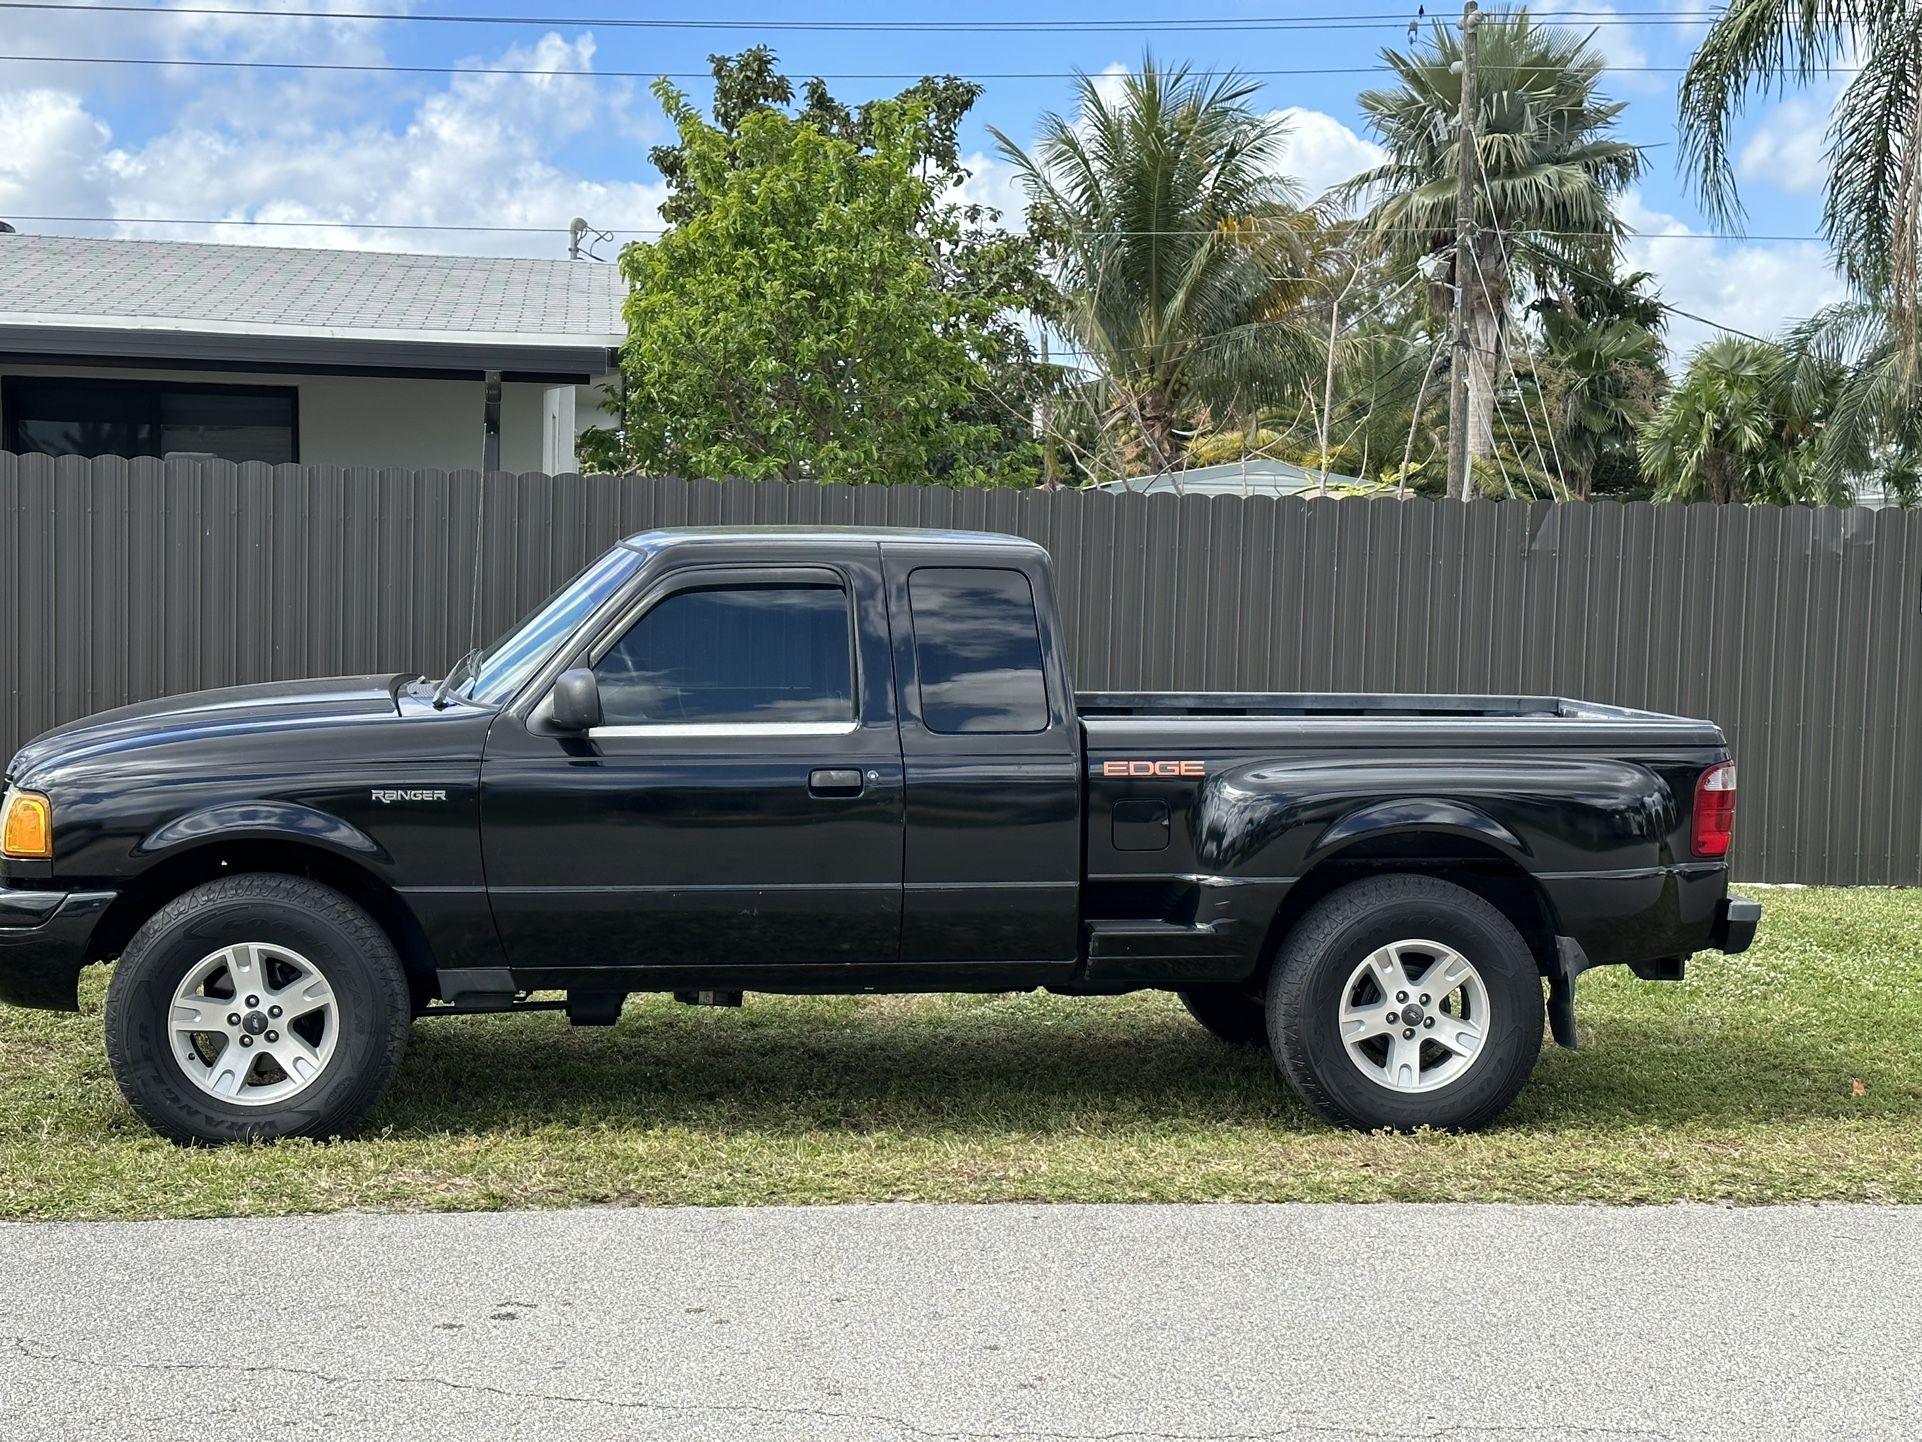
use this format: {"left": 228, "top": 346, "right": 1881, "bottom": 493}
{"left": 1177, "top": 985, "right": 1268, "bottom": 1046}
{"left": 103, "top": 874, "right": 412, "bottom": 1145}
{"left": 1266, "top": 874, "right": 1544, "bottom": 1133}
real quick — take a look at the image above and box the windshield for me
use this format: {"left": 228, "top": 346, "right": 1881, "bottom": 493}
{"left": 457, "top": 545, "right": 644, "bottom": 705}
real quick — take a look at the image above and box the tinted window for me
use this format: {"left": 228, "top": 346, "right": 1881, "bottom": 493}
{"left": 2, "top": 378, "right": 296, "bottom": 463}
{"left": 909, "top": 567, "right": 1049, "bottom": 734}
{"left": 596, "top": 583, "right": 854, "bottom": 726}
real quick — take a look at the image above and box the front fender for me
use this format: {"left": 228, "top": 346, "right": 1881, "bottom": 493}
{"left": 136, "top": 801, "right": 388, "bottom": 863}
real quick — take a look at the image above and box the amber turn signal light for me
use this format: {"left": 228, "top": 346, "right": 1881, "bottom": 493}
{"left": 1, "top": 791, "right": 53, "bottom": 859}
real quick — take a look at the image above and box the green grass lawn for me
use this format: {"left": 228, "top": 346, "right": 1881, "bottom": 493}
{"left": 2, "top": 885, "right": 1918, "bottom": 1220}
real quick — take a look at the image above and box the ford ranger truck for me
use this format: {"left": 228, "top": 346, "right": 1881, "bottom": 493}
{"left": 0, "top": 527, "right": 1760, "bottom": 1142}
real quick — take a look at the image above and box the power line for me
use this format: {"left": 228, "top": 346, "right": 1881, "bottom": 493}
{"left": 2, "top": 214, "right": 1836, "bottom": 244}
{"left": 0, "top": 52, "right": 1810, "bottom": 81}
{"left": 0, "top": 52, "right": 1865, "bottom": 79}
{"left": 0, "top": 2, "right": 1741, "bottom": 31}
{"left": 6, "top": 214, "right": 653, "bottom": 235}
{"left": 1508, "top": 233, "right": 1776, "bottom": 344}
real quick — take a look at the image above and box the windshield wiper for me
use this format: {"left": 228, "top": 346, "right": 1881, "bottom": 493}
{"left": 432, "top": 647, "right": 484, "bottom": 709}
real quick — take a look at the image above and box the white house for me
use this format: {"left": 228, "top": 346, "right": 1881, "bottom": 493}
{"left": 0, "top": 230, "right": 624, "bottom": 473}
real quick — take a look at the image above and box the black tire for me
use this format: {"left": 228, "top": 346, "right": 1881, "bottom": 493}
{"left": 1177, "top": 985, "right": 1268, "bottom": 1046}
{"left": 1267, "top": 874, "right": 1544, "bottom": 1133}
{"left": 103, "top": 874, "right": 411, "bottom": 1145}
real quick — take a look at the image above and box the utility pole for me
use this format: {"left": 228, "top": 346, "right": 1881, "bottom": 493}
{"left": 1444, "top": 0, "right": 1480, "bottom": 502}
{"left": 1039, "top": 330, "right": 1059, "bottom": 490}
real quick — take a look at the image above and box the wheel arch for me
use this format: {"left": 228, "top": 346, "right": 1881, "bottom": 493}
{"left": 92, "top": 838, "right": 439, "bottom": 999}
{"left": 1251, "top": 832, "right": 1562, "bottom": 987}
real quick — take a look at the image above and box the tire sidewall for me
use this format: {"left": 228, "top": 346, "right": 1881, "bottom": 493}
{"left": 107, "top": 882, "right": 405, "bottom": 1144}
{"left": 1271, "top": 884, "right": 1543, "bottom": 1132}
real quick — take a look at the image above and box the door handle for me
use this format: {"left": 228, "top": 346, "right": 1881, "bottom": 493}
{"left": 808, "top": 767, "right": 865, "bottom": 797}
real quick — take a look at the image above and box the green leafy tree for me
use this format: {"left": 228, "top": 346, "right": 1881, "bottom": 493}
{"left": 993, "top": 56, "right": 1321, "bottom": 474}
{"left": 597, "top": 51, "right": 1056, "bottom": 485}
{"left": 1346, "top": 15, "right": 1643, "bottom": 489}
{"left": 1639, "top": 337, "right": 1846, "bottom": 505}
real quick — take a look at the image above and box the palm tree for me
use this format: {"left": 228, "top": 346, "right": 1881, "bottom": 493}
{"left": 1639, "top": 337, "right": 1845, "bottom": 505}
{"left": 1782, "top": 302, "right": 1922, "bottom": 503}
{"left": 1531, "top": 268, "right": 1666, "bottom": 497}
{"left": 1345, "top": 14, "right": 1644, "bottom": 491}
{"left": 992, "top": 57, "right": 1321, "bottom": 473}
{"left": 1679, "top": 0, "right": 1922, "bottom": 369}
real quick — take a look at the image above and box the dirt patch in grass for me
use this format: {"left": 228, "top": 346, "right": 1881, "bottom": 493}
{"left": 2, "top": 886, "right": 1917, "bottom": 1220}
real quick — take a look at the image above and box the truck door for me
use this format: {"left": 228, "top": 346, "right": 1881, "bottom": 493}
{"left": 480, "top": 546, "right": 904, "bottom": 976}
{"left": 883, "top": 546, "right": 1081, "bottom": 972}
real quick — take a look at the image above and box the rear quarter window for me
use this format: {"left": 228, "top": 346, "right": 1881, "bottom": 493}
{"left": 908, "top": 567, "right": 1050, "bottom": 734}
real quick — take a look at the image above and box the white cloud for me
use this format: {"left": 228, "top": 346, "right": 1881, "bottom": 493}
{"left": 1621, "top": 191, "right": 1846, "bottom": 358}
{"left": 0, "top": 89, "right": 116, "bottom": 219}
{"left": 1270, "top": 107, "right": 1383, "bottom": 204}
{"left": 1736, "top": 94, "right": 1833, "bottom": 195}
{"left": 1089, "top": 62, "right": 1132, "bottom": 113}
{"left": 953, "top": 151, "right": 1030, "bottom": 227}
{"left": 1, "top": 31, "right": 666, "bottom": 258}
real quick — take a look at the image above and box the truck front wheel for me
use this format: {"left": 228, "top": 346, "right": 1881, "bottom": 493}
{"left": 1267, "top": 875, "right": 1544, "bottom": 1132}
{"left": 103, "top": 874, "right": 412, "bottom": 1145}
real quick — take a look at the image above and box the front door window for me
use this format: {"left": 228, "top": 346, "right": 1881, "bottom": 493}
{"left": 594, "top": 582, "right": 854, "bottom": 728}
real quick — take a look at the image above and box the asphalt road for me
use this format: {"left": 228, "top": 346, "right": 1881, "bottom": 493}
{"left": 2, "top": 1202, "right": 1918, "bottom": 1441}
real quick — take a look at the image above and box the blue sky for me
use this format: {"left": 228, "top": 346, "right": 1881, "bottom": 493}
{"left": 0, "top": 0, "right": 1846, "bottom": 354}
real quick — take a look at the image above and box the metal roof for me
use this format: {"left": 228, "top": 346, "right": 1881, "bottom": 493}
{"left": 0, "top": 232, "right": 626, "bottom": 379}
{"left": 1097, "top": 458, "right": 1367, "bottom": 496}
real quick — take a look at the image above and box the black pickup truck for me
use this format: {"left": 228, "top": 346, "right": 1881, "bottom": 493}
{"left": 0, "top": 526, "right": 1758, "bottom": 1142}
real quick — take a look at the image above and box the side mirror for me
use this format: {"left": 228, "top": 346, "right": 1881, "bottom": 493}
{"left": 550, "top": 667, "right": 604, "bottom": 732}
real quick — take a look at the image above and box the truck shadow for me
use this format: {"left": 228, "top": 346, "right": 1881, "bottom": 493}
{"left": 373, "top": 992, "right": 1885, "bottom": 1136}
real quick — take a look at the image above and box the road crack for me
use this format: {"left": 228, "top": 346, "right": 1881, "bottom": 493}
{"left": 0, "top": 1335, "right": 1666, "bottom": 1440}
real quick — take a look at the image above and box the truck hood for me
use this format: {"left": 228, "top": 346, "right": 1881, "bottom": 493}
{"left": 7, "top": 675, "right": 412, "bottom": 783}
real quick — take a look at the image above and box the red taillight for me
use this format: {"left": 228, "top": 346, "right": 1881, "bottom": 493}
{"left": 1692, "top": 761, "right": 1737, "bottom": 858}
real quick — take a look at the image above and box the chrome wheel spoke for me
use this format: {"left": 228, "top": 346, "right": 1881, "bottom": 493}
{"left": 1430, "top": 1013, "right": 1485, "bottom": 1058}
{"left": 1364, "top": 946, "right": 1412, "bottom": 1000}
{"left": 170, "top": 995, "right": 233, "bottom": 1032}
{"left": 1384, "top": 1031, "right": 1423, "bottom": 1089}
{"left": 224, "top": 942, "right": 266, "bottom": 992}
{"left": 270, "top": 1035, "right": 324, "bottom": 1088}
{"left": 1417, "top": 953, "right": 1469, "bottom": 1003}
{"left": 272, "top": 972, "right": 336, "bottom": 1023}
{"left": 1340, "top": 1006, "right": 1393, "bottom": 1043}
{"left": 207, "top": 1044, "right": 255, "bottom": 1098}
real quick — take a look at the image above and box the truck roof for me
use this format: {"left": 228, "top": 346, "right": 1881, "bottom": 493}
{"left": 619, "top": 525, "right": 1042, "bottom": 554}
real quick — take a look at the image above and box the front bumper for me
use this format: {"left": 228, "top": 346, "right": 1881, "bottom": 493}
{"left": 1711, "top": 894, "right": 1762, "bottom": 954}
{"left": 0, "top": 888, "right": 116, "bottom": 1012}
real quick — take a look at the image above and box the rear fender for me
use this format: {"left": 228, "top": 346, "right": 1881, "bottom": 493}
{"left": 1307, "top": 797, "right": 1527, "bottom": 867}
{"left": 1194, "top": 756, "right": 1668, "bottom": 877}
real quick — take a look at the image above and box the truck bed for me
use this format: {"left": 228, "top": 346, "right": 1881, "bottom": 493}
{"left": 1078, "top": 691, "right": 1665, "bottom": 721}
{"left": 1075, "top": 691, "right": 1725, "bottom": 749}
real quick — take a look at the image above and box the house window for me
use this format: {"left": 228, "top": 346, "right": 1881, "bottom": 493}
{"left": 1, "top": 377, "right": 298, "bottom": 463}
